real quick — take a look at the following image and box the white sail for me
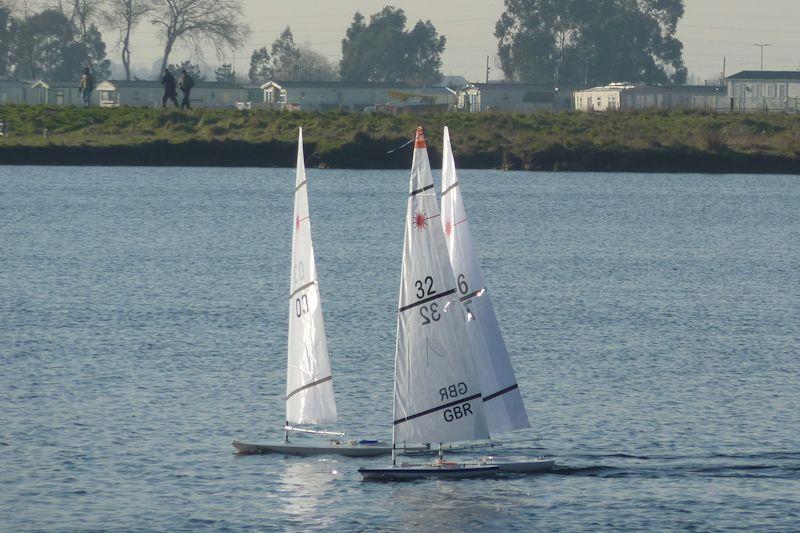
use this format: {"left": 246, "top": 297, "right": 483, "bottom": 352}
{"left": 440, "top": 126, "right": 530, "bottom": 434}
{"left": 285, "top": 128, "right": 337, "bottom": 425}
{"left": 392, "top": 127, "right": 489, "bottom": 446}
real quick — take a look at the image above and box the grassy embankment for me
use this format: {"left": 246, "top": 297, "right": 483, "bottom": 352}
{"left": 1, "top": 104, "right": 799, "bottom": 172}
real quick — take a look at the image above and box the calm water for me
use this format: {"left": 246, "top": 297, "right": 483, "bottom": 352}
{"left": 1, "top": 166, "right": 799, "bottom": 531}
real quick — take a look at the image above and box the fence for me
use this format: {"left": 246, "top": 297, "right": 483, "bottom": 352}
{"left": 692, "top": 95, "right": 800, "bottom": 113}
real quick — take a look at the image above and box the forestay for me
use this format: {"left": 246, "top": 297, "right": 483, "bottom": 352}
{"left": 393, "top": 127, "right": 489, "bottom": 446}
{"left": 286, "top": 128, "right": 337, "bottom": 425}
{"left": 440, "top": 126, "right": 530, "bottom": 434}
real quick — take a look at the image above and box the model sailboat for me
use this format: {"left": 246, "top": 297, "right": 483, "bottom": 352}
{"left": 358, "top": 127, "right": 501, "bottom": 480}
{"left": 440, "top": 126, "right": 554, "bottom": 473}
{"left": 233, "top": 128, "right": 392, "bottom": 457}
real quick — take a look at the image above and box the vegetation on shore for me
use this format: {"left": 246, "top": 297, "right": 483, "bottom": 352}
{"left": 1, "top": 105, "right": 799, "bottom": 172}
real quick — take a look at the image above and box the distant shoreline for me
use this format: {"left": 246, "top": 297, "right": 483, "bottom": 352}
{"left": 1, "top": 106, "right": 799, "bottom": 173}
{"left": 3, "top": 141, "right": 800, "bottom": 174}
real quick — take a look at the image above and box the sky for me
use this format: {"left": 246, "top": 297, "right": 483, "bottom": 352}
{"left": 125, "top": 0, "right": 800, "bottom": 82}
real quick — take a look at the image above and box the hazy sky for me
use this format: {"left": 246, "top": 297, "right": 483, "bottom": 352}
{"left": 128, "top": 0, "right": 800, "bottom": 82}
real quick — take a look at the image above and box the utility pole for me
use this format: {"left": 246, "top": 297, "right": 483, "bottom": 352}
{"left": 485, "top": 56, "right": 490, "bottom": 84}
{"left": 753, "top": 43, "right": 770, "bottom": 71}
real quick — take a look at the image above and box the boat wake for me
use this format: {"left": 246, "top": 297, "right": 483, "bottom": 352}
{"left": 550, "top": 451, "right": 800, "bottom": 479}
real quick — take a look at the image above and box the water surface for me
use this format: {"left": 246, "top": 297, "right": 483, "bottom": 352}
{"left": 1, "top": 166, "right": 799, "bottom": 530}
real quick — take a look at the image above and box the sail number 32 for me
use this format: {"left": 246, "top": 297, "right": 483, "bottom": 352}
{"left": 415, "top": 276, "right": 440, "bottom": 325}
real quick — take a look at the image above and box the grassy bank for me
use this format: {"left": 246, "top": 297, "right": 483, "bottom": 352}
{"left": 1, "top": 105, "right": 799, "bottom": 172}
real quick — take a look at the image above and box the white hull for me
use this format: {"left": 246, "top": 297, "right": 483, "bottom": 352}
{"left": 359, "top": 464, "right": 500, "bottom": 481}
{"left": 479, "top": 456, "right": 556, "bottom": 473}
{"left": 232, "top": 440, "right": 434, "bottom": 457}
{"left": 232, "top": 440, "right": 392, "bottom": 457}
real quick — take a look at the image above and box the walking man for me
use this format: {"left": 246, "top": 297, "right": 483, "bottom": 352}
{"left": 178, "top": 69, "right": 194, "bottom": 109}
{"left": 79, "top": 67, "right": 94, "bottom": 107}
{"left": 161, "top": 69, "right": 179, "bottom": 107}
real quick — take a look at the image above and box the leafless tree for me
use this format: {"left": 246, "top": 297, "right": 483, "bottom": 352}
{"left": 102, "top": 0, "right": 152, "bottom": 80}
{"left": 67, "top": 0, "right": 101, "bottom": 67}
{"left": 150, "top": 0, "right": 248, "bottom": 74}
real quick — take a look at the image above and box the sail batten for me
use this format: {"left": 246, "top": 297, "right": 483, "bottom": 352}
{"left": 285, "top": 127, "right": 337, "bottom": 426}
{"left": 440, "top": 126, "right": 530, "bottom": 435}
{"left": 392, "top": 127, "right": 490, "bottom": 446}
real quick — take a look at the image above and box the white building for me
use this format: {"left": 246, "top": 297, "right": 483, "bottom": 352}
{"left": 457, "top": 83, "right": 580, "bottom": 112}
{"left": 575, "top": 83, "right": 722, "bottom": 111}
{"left": 719, "top": 71, "right": 800, "bottom": 113}
{"left": 29, "top": 80, "right": 91, "bottom": 106}
{"left": 574, "top": 83, "right": 663, "bottom": 111}
{"left": 259, "top": 80, "right": 455, "bottom": 112}
{"left": 0, "top": 79, "right": 30, "bottom": 104}
{"left": 95, "top": 80, "right": 246, "bottom": 108}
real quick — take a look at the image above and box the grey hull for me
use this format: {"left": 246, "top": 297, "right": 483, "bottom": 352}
{"left": 358, "top": 464, "right": 500, "bottom": 481}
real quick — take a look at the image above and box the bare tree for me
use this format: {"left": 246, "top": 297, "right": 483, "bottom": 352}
{"left": 102, "top": 0, "right": 151, "bottom": 80}
{"left": 67, "top": 0, "right": 100, "bottom": 67}
{"left": 150, "top": 0, "right": 249, "bottom": 74}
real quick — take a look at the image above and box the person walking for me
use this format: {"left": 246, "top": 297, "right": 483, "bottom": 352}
{"left": 178, "top": 69, "right": 194, "bottom": 109}
{"left": 78, "top": 67, "right": 94, "bottom": 107}
{"left": 161, "top": 69, "right": 179, "bottom": 108}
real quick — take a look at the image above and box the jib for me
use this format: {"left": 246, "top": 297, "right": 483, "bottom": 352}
{"left": 443, "top": 402, "right": 473, "bottom": 422}
{"left": 439, "top": 382, "right": 468, "bottom": 401}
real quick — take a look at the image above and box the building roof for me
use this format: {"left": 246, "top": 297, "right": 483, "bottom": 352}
{"left": 726, "top": 70, "right": 800, "bottom": 80}
{"left": 0, "top": 79, "right": 28, "bottom": 87}
{"left": 31, "top": 80, "right": 80, "bottom": 89}
{"left": 262, "top": 80, "right": 413, "bottom": 90}
{"left": 99, "top": 79, "right": 244, "bottom": 89}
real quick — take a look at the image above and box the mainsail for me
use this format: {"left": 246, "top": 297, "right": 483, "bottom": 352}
{"left": 440, "top": 126, "right": 530, "bottom": 434}
{"left": 285, "top": 127, "right": 337, "bottom": 425}
{"left": 392, "top": 127, "right": 489, "bottom": 446}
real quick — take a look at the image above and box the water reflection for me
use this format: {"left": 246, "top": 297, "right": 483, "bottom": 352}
{"left": 276, "top": 457, "right": 340, "bottom": 529}
{"left": 386, "top": 480, "right": 528, "bottom": 530}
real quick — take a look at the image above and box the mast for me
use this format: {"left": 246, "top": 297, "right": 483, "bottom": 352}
{"left": 391, "top": 126, "right": 489, "bottom": 449}
{"left": 440, "top": 126, "right": 530, "bottom": 435}
{"left": 285, "top": 127, "right": 337, "bottom": 431}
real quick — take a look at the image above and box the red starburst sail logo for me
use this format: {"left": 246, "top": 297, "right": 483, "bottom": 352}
{"left": 444, "top": 219, "right": 453, "bottom": 237}
{"left": 413, "top": 211, "right": 428, "bottom": 231}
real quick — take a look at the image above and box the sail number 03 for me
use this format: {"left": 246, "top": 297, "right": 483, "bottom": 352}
{"left": 295, "top": 294, "right": 309, "bottom": 317}
{"left": 415, "top": 276, "right": 439, "bottom": 325}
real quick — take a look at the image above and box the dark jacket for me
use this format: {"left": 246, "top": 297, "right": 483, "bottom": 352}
{"left": 178, "top": 73, "right": 195, "bottom": 92}
{"left": 161, "top": 71, "right": 177, "bottom": 93}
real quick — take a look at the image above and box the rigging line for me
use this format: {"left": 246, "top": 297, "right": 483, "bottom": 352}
{"left": 393, "top": 393, "right": 482, "bottom": 425}
{"left": 398, "top": 288, "right": 456, "bottom": 313}
{"left": 386, "top": 137, "right": 414, "bottom": 154}
{"left": 286, "top": 375, "right": 332, "bottom": 401}
{"left": 294, "top": 180, "right": 307, "bottom": 192}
